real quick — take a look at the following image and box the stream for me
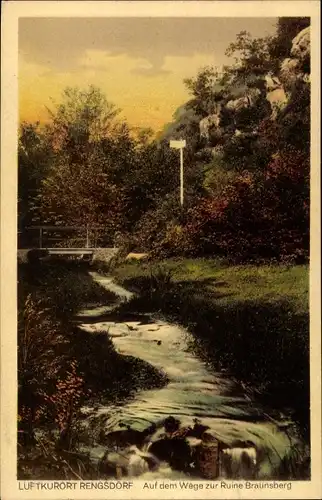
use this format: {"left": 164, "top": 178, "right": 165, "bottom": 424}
{"left": 76, "top": 272, "right": 302, "bottom": 480}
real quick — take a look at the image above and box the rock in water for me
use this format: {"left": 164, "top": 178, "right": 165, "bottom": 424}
{"left": 164, "top": 416, "right": 180, "bottom": 434}
{"left": 148, "top": 437, "right": 192, "bottom": 472}
{"left": 100, "top": 428, "right": 142, "bottom": 449}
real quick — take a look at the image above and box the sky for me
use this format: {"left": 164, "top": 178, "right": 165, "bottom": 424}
{"left": 19, "top": 17, "right": 278, "bottom": 132}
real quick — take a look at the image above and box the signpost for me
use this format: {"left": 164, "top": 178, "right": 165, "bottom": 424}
{"left": 170, "top": 139, "right": 186, "bottom": 206}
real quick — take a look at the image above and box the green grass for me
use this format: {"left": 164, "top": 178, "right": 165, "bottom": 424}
{"left": 113, "top": 257, "right": 309, "bottom": 313}
{"left": 113, "top": 258, "right": 310, "bottom": 436}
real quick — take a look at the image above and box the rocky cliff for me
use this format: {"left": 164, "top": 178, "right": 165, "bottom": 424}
{"left": 199, "top": 26, "right": 310, "bottom": 148}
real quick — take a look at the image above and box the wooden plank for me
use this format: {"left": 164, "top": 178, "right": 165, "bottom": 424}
{"left": 47, "top": 249, "right": 94, "bottom": 255}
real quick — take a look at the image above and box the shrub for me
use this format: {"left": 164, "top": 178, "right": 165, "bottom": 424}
{"left": 169, "top": 147, "right": 310, "bottom": 263}
{"left": 18, "top": 293, "right": 85, "bottom": 447}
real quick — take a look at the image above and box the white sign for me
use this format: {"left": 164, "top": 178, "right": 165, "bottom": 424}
{"left": 170, "top": 139, "right": 186, "bottom": 149}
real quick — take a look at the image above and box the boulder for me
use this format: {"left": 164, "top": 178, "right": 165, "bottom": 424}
{"left": 265, "top": 74, "right": 288, "bottom": 112}
{"left": 279, "top": 27, "right": 310, "bottom": 93}
{"left": 200, "top": 113, "right": 221, "bottom": 140}
{"left": 280, "top": 58, "right": 301, "bottom": 87}
{"left": 291, "top": 26, "right": 310, "bottom": 60}
{"left": 100, "top": 422, "right": 157, "bottom": 450}
{"left": 100, "top": 428, "right": 145, "bottom": 449}
{"left": 265, "top": 74, "right": 283, "bottom": 92}
{"left": 144, "top": 416, "right": 205, "bottom": 473}
{"left": 226, "top": 88, "right": 261, "bottom": 112}
{"left": 266, "top": 89, "right": 288, "bottom": 119}
{"left": 279, "top": 57, "right": 310, "bottom": 93}
{"left": 148, "top": 437, "right": 192, "bottom": 471}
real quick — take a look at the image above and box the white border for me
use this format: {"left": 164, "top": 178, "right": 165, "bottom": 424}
{"left": 1, "top": 2, "right": 321, "bottom": 499}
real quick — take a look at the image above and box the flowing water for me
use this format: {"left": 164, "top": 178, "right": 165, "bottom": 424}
{"left": 76, "top": 272, "right": 303, "bottom": 480}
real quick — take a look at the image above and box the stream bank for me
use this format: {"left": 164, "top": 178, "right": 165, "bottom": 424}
{"left": 17, "top": 261, "right": 168, "bottom": 480}
{"left": 111, "top": 259, "right": 310, "bottom": 438}
{"left": 17, "top": 261, "right": 310, "bottom": 480}
{"left": 73, "top": 271, "right": 310, "bottom": 481}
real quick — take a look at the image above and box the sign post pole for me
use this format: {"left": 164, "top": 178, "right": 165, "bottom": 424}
{"left": 86, "top": 224, "right": 89, "bottom": 249}
{"left": 170, "top": 139, "right": 186, "bottom": 206}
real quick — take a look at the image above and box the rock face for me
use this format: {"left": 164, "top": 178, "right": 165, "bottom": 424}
{"left": 291, "top": 26, "right": 310, "bottom": 60}
{"left": 265, "top": 74, "right": 288, "bottom": 119}
{"left": 226, "top": 88, "right": 261, "bottom": 112}
{"left": 198, "top": 25, "right": 310, "bottom": 144}
{"left": 280, "top": 26, "right": 310, "bottom": 92}
{"left": 200, "top": 113, "right": 221, "bottom": 140}
{"left": 280, "top": 58, "right": 302, "bottom": 90}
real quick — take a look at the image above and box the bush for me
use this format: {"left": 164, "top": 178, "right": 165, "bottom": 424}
{"left": 158, "top": 147, "right": 310, "bottom": 263}
{"left": 18, "top": 293, "right": 86, "bottom": 448}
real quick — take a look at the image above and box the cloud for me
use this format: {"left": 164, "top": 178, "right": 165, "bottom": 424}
{"left": 78, "top": 63, "right": 110, "bottom": 73}
{"left": 131, "top": 52, "right": 172, "bottom": 77}
{"left": 19, "top": 17, "right": 277, "bottom": 72}
{"left": 19, "top": 17, "right": 278, "bottom": 131}
{"left": 131, "top": 66, "right": 171, "bottom": 77}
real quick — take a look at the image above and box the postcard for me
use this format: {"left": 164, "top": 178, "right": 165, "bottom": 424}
{"left": 1, "top": 1, "right": 321, "bottom": 499}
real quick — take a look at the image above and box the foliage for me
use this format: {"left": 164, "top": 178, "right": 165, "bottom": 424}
{"left": 181, "top": 146, "right": 309, "bottom": 262}
{"left": 184, "top": 66, "right": 225, "bottom": 117}
{"left": 18, "top": 18, "right": 310, "bottom": 261}
{"left": 18, "top": 122, "right": 53, "bottom": 245}
{"left": 18, "top": 291, "right": 83, "bottom": 447}
{"left": 33, "top": 87, "right": 127, "bottom": 230}
{"left": 17, "top": 260, "right": 167, "bottom": 465}
{"left": 17, "top": 261, "right": 116, "bottom": 449}
{"left": 268, "top": 17, "right": 310, "bottom": 64}
{"left": 224, "top": 30, "right": 274, "bottom": 85}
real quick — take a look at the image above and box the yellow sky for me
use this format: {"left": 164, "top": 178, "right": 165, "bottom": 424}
{"left": 19, "top": 51, "right": 220, "bottom": 131}
{"left": 19, "top": 17, "right": 277, "bottom": 132}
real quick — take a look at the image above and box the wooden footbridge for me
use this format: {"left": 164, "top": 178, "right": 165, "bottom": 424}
{"left": 18, "top": 225, "right": 116, "bottom": 261}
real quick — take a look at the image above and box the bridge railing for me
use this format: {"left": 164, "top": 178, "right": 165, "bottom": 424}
{"left": 19, "top": 225, "right": 114, "bottom": 249}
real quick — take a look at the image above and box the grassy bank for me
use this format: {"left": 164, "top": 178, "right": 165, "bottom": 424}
{"left": 18, "top": 259, "right": 167, "bottom": 479}
{"left": 112, "top": 258, "right": 310, "bottom": 436}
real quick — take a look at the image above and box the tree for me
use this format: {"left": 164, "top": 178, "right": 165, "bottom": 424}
{"left": 184, "top": 66, "right": 225, "bottom": 117}
{"left": 47, "top": 85, "right": 119, "bottom": 155}
{"left": 18, "top": 122, "right": 53, "bottom": 245}
{"left": 268, "top": 17, "right": 310, "bottom": 65}
{"left": 37, "top": 86, "right": 128, "bottom": 235}
{"left": 221, "top": 30, "right": 274, "bottom": 92}
{"left": 148, "top": 18, "right": 310, "bottom": 262}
